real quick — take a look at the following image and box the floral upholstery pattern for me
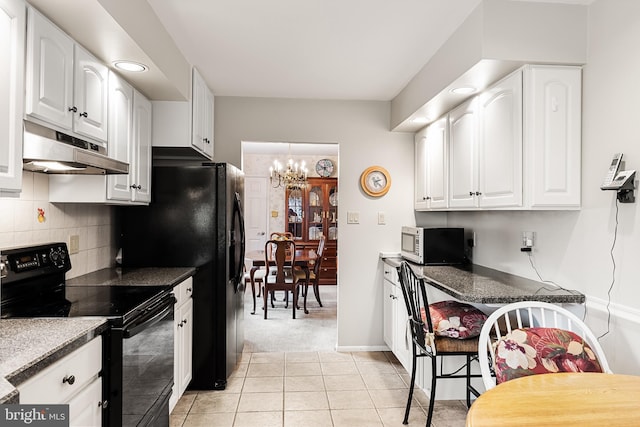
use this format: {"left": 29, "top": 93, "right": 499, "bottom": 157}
{"left": 493, "top": 327, "right": 603, "bottom": 384}
{"left": 421, "top": 301, "right": 487, "bottom": 339}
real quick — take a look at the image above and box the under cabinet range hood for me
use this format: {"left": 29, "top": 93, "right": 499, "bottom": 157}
{"left": 22, "top": 121, "right": 129, "bottom": 175}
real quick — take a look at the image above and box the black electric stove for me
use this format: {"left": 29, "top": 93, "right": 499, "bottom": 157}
{"left": 1, "top": 243, "right": 175, "bottom": 427}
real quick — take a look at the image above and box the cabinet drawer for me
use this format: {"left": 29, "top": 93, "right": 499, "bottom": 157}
{"left": 383, "top": 263, "right": 399, "bottom": 286}
{"left": 174, "top": 277, "right": 194, "bottom": 307}
{"left": 19, "top": 336, "right": 102, "bottom": 404}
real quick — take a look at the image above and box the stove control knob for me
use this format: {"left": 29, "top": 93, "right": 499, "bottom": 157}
{"left": 49, "top": 248, "right": 68, "bottom": 268}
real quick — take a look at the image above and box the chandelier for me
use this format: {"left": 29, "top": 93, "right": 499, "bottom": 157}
{"left": 269, "top": 157, "right": 308, "bottom": 189}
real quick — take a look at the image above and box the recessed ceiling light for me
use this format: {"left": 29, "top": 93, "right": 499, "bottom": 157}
{"left": 113, "top": 61, "right": 148, "bottom": 72}
{"left": 450, "top": 86, "right": 476, "bottom": 95}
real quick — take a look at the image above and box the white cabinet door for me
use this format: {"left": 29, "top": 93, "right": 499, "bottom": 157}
{"left": 478, "top": 70, "right": 523, "bottom": 208}
{"left": 178, "top": 298, "right": 193, "bottom": 397}
{"left": 525, "top": 65, "right": 582, "bottom": 208}
{"left": 203, "top": 88, "right": 214, "bottom": 158}
{"left": 414, "top": 128, "right": 428, "bottom": 210}
{"left": 131, "top": 90, "right": 152, "bottom": 203}
{"left": 383, "top": 279, "right": 395, "bottom": 349}
{"left": 67, "top": 377, "right": 102, "bottom": 427}
{"left": 107, "top": 72, "right": 134, "bottom": 201}
{"left": 449, "top": 97, "right": 478, "bottom": 208}
{"left": 191, "top": 68, "right": 206, "bottom": 153}
{"left": 425, "top": 117, "right": 448, "bottom": 209}
{"left": 25, "top": 7, "right": 74, "bottom": 129}
{"left": 0, "top": 0, "right": 25, "bottom": 193}
{"left": 73, "top": 46, "right": 108, "bottom": 141}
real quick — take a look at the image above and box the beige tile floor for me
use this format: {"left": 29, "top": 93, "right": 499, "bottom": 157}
{"left": 170, "top": 350, "right": 469, "bottom": 427}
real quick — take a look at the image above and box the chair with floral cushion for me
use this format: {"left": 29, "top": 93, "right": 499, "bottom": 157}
{"left": 397, "top": 262, "right": 487, "bottom": 427}
{"left": 477, "top": 301, "right": 612, "bottom": 391}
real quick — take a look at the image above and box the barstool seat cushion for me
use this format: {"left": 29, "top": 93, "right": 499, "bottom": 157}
{"left": 423, "top": 301, "right": 487, "bottom": 340}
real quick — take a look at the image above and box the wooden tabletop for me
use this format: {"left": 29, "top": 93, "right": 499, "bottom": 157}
{"left": 245, "top": 249, "right": 317, "bottom": 266}
{"left": 466, "top": 373, "right": 640, "bottom": 427}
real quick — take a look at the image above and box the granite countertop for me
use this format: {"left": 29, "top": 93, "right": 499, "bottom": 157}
{"left": 382, "top": 256, "right": 584, "bottom": 304}
{"left": 66, "top": 266, "right": 196, "bottom": 287}
{"left": 0, "top": 318, "right": 108, "bottom": 404}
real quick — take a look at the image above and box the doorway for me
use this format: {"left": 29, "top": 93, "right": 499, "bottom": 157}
{"left": 241, "top": 141, "right": 339, "bottom": 352}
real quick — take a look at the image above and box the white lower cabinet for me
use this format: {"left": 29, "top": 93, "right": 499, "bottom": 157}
{"left": 19, "top": 336, "right": 104, "bottom": 427}
{"left": 170, "top": 277, "right": 193, "bottom": 412}
{"left": 382, "top": 263, "right": 411, "bottom": 373}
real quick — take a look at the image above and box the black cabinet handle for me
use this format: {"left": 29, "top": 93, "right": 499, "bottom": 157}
{"left": 68, "top": 106, "right": 77, "bottom": 113}
{"left": 79, "top": 112, "right": 88, "bottom": 118}
{"left": 62, "top": 375, "right": 75, "bottom": 385}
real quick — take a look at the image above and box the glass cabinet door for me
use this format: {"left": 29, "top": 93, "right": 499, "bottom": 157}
{"left": 307, "top": 183, "right": 324, "bottom": 241}
{"left": 286, "top": 188, "right": 304, "bottom": 240}
{"left": 327, "top": 182, "right": 338, "bottom": 241}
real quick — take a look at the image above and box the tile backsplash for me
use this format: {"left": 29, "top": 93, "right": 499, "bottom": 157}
{"left": 0, "top": 171, "right": 116, "bottom": 278}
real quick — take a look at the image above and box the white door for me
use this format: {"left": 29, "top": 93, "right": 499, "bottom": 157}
{"left": 244, "top": 177, "right": 269, "bottom": 252}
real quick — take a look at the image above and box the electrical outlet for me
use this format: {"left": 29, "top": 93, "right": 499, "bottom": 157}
{"left": 69, "top": 235, "right": 80, "bottom": 254}
{"left": 521, "top": 231, "right": 534, "bottom": 252}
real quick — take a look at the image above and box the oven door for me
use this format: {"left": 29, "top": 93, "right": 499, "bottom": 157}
{"left": 110, "top": 293, "right": 176, "bottom": 427}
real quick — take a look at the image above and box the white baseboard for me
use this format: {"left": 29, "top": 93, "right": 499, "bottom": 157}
{"left": 335, "top": 345, "right": 390, "bottom": 352}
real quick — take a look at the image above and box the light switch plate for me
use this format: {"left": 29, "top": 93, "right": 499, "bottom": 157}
{"left": 378, "top": 212, "right": 385, "bottom": 225}
{"left": 347, "top": 211, "right": 359, "bottom": 224}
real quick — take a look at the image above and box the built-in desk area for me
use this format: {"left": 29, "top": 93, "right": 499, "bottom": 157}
{"left": 381, "top": 256, "right": 584, "bottom": 304}
{"left": 380, "top": 254, "right": 584, "bottom": 400}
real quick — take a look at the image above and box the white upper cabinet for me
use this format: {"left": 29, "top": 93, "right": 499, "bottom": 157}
{"left": 421, "top": 64, "right": 581, "bottom": 211}
{"left": 49, "top": 74, "right": 152, "bottom": 205}
{"left": 414, "top": 127, "right": 428, "bottom": 209}
{"left": 192, "top": 67, "right": 214, "bottom": 158}
{"left": 477, "top": 70, "right": 523, "bottom": 208}
{"left": 449, "top": 97, "right": 478, "bottom": 208}
{"left": 415, "top": 117, "right": 448, "bottom": 210}
{"left": 425, "top": 117, "right": 448, "bottom": 209}
{"left": 106, "top": 72, "right": 134, "bottom": 201}
{"left": 152, "top": 67, "right": 214, "bottom": 160}
{"left": 0, "top": 0, "right": 25, "bottom": 194}
{"left": 524, "top": 65, "right": 582, "bottom": 208}
{"left": 73, "top": 46, "right": 109, "bottom": 141}
{"left": 25, "top": 7, "right": 108, "bottom": 143}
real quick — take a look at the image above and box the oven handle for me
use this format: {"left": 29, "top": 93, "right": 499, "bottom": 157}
{"left": 123, "top": 294, "right": 177, "bottom": 339}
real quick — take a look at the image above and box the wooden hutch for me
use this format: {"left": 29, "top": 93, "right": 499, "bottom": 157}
{"left": 286, "top": 177, "right": 337, "bottom": 285}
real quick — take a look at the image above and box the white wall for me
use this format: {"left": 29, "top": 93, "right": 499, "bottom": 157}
{"left": 0, "top": 171, "right": 117, "bottom": 278}
{"left": 445, "top": 0, "right": 640, "bottom": 375}
{"left": 214, "top": 97, "right": 416, "bottom": 349}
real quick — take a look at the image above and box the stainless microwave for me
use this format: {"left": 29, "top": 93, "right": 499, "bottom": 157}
{"left": 401, "top": 226, "right": 466, "bottom": 265}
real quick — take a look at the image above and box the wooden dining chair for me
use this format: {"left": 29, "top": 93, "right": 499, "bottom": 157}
{"left": 270, "top": 231, "right": 294, "bottom": 240}
{"left": 294, "top": 235, "right": 325, "bottom": 310}
{"left": 397, "top": 261, "right": 484, "bottom": 427}
{"left": 478, "top": 301, "right": 612, "bottom": 391}
{"left": 263, "top": 239, "right": 302, "bottom": 319}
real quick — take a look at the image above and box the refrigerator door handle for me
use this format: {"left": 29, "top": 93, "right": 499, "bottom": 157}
{"left": 231, "top": 191, "right": 246, "bottom": 290}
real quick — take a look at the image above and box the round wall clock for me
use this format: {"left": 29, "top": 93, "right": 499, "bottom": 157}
{"left": 360, "top": 166, "right": 391, "bottom": 197}
{"left": 315, "top": 158, "right": 335, "bottom": 177}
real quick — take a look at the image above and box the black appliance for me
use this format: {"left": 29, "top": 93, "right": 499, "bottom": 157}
{"left": 119, "top": 163, "right": 245, "bottom": 390}
{"left": 401, "top": 226, "right": 467, "bottom": 265}
{"left": 0, "top": 242, "right": 176, "bottom": 427}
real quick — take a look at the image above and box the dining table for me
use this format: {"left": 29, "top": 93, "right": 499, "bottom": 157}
{"left": 465, "top": 372, "right": 640, "bottom": 426}
{"left": 244, "top": 248, "right": 318, "bottom": 316}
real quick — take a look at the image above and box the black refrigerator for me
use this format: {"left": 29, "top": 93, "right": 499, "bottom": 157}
{"left": 119, "top": 163, "right": 245, "bottom": 390}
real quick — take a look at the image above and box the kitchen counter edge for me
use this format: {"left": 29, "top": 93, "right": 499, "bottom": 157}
{"left": 0, "top": 318, "right": 109, "bottom": 404}
{"left": 381, "top": 255, "right": 585, "bottom": 304}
